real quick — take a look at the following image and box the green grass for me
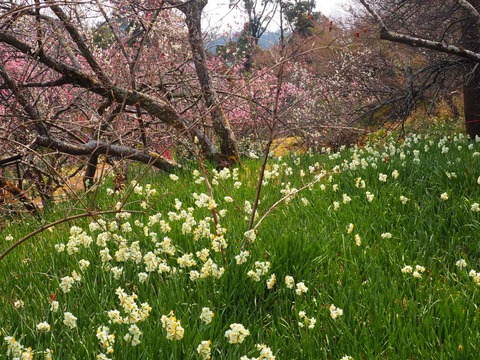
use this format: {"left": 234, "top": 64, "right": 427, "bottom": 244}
{"left": 1, "top": 132, "right": 480, "bottom": 359}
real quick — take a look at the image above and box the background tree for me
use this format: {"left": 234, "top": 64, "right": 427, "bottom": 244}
{"left": 225, "top": 0, "right": 279, "bottom": 72}
{"left": 359, "top": 0, "right": 480, "bottom": 139}
{"left": 282, "top": 0, "right": 319, "bottom": 37}
{"left": 0, "top": 0, "right": 240, "bottom": 202}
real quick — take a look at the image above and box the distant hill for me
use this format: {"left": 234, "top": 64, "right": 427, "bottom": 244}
{"left": 205, "top": 30, "right": 282, "bottom": 53}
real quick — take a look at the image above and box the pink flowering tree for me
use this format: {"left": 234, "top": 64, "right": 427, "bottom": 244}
{"left": 0, "top": 0, "right": 240, "bottom": 204}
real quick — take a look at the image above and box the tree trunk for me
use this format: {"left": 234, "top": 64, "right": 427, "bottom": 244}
{"left": 83, "top": 101, "right": 114, "bottom": 189}
{"left": 462, "top": 0, "right": 480, "bottom": 139}
{"left": 178, "top": 0, "right": 240, "bottom": 166}
{"left": 83, "top": 154, "right": 99, "bottom": 189}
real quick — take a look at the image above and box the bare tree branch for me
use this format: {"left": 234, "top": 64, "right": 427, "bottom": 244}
{"left": 379, "top": 28, "right": 480, "bottom": 62}
{"left": 0, "top": 77, "right": 70, "bottom": 89}
{"left": 47, "top": 1, "right": 112, "bottom": 85}
{"left": 0, "top": 58, "right": 178, "bottom": 172}
{"left": 0, "top": 31, "right": 220, "bottom": 159}
{"left": 35, "top": 135, "right": 178, "bottom": 172}
{"left": 457, "top": 0, "right": 480, "bottom": 25}
{"left": 359, "top": 0, "right": 480, "bottom": 63}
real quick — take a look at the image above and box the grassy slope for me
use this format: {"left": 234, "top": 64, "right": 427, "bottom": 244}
{"left": 1, "top": 132, "right": 480, "bottom": 359}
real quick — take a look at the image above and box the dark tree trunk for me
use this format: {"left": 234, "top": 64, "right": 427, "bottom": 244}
{"left": 463, "top": 64, "right": 480, "bottom": 139}
{"left": 178, "top": 0, "right": 240, "bottom": 166}
{"left": 462, "top": 0, "right": 480, "bottom": 139}
{"left": 83, "top": 101, "right": 114, "bottom": 190}
{"left": 83, "top": 154, "right": 99, "bottom": 189}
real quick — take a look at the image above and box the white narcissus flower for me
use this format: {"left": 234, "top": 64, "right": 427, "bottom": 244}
{"left": 44, "top": 349, "right": 53, "bottom": 360}
{"left": 285, "top": 275, "right": 295, "bottom": 289}
{"left": 378, "top": 173, "right": 387, "bottom": 182}
{"left": 50, "top": 301, "right": 59, "bottom": 312}
{"left": 126, "top": 324, "right": 142, "bottom": 346}
{"left": 189, "top": 270, "right": 200, "bottom": 281}
{"left": 224, "top": 323, "right": 250, "bottom": 344}
{"left": 255, "top": 344, "right": 276, "bottom": 359}
{"left": 161, "top": 311, "right": 184, "bottom": 340}
{"left": 197, "top": 340, "right": 212, "bottom": 360}
{"left": 138, "top": 272, "right": 148, "bottom": 283}
{"left": 347, "top": 223, "right": 354, "bottom": 234}
{"left": 366, "top": 192, "right": 374, "bottom": 202}
{"left": 295, "top": 282, "right": 308, "bottom": 295}
{"left": 199, "top": 307, "right": 214, "bottom": 324}
{"left": 415, "top": 265, "right": 426, "bottom": 273}
{"left": 59, "top": 276, "right": 75, "bottom": 293}
{"left": 329, "top": 304, "right": 343, "bottom": 319}
{"left": 235, "top": 250, "right": 250, "bottom": 265}
{"left": 79, "top": 259, "right": 90, "bottom": 271}
{"left": 266, "top": 273, "right": 276, "bottom": 289}
{"left": 64, "top": 312, "right": 78, "bottom": 329}
{"left": 177, "top": 253, "right": 196, "bottom": 268}
{"left": 36, "top": 321, "right": 51, "bottom": 332}
{"left": 354, "top": 234, "right": 362, "bottom": 246}
{"left": 96, "top": 325, "right": 115, "bottom": 352}
{"left": 110, "top": 266, "right": 123, "bottom": 280}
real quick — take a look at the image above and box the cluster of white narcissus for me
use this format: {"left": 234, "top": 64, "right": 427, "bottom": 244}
{"left": 110, "top": 287, "right": 151, "bottom": 324}
{"left": 241, "top": 344, "right": 276, "bottom": 360}
{"left": 329, "top": 304, "right": 344, "bottom": 320}
{"left": 468, "top": 269, "right": 480, "bottom": 285}
{"left": 247, "top": 261, "right": 271, "bottom": 281}
{"left": 298, "top": 311, "right": 316, "bottom": 329}
{"left": 266, "top": 273, "right": 277, "bottom": 289}
{"left": 63, "top": 312, "right": 77, "bottom": 329}
{"left": 401, "top": 265, "right": 426, "bottom": 279}
{"left": 199, "top": 307, "right": 214, "bottom": 324}
{"left": 197, "top": 340, "right": 212, "bottom": 359}
{"left": 161, "top": 311, "right": 185, "bottom": 341}
{"left": 224, "top": 323, "right": 250, "bottom": 344}
{"left": 96, "top": 326, "right": 115, "bottom": 354}
{"left": 36, "top": 321, "right": 51, "bottom": 332}
{"left": 4, "top": 336, "right": 34, "bottom": 359}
